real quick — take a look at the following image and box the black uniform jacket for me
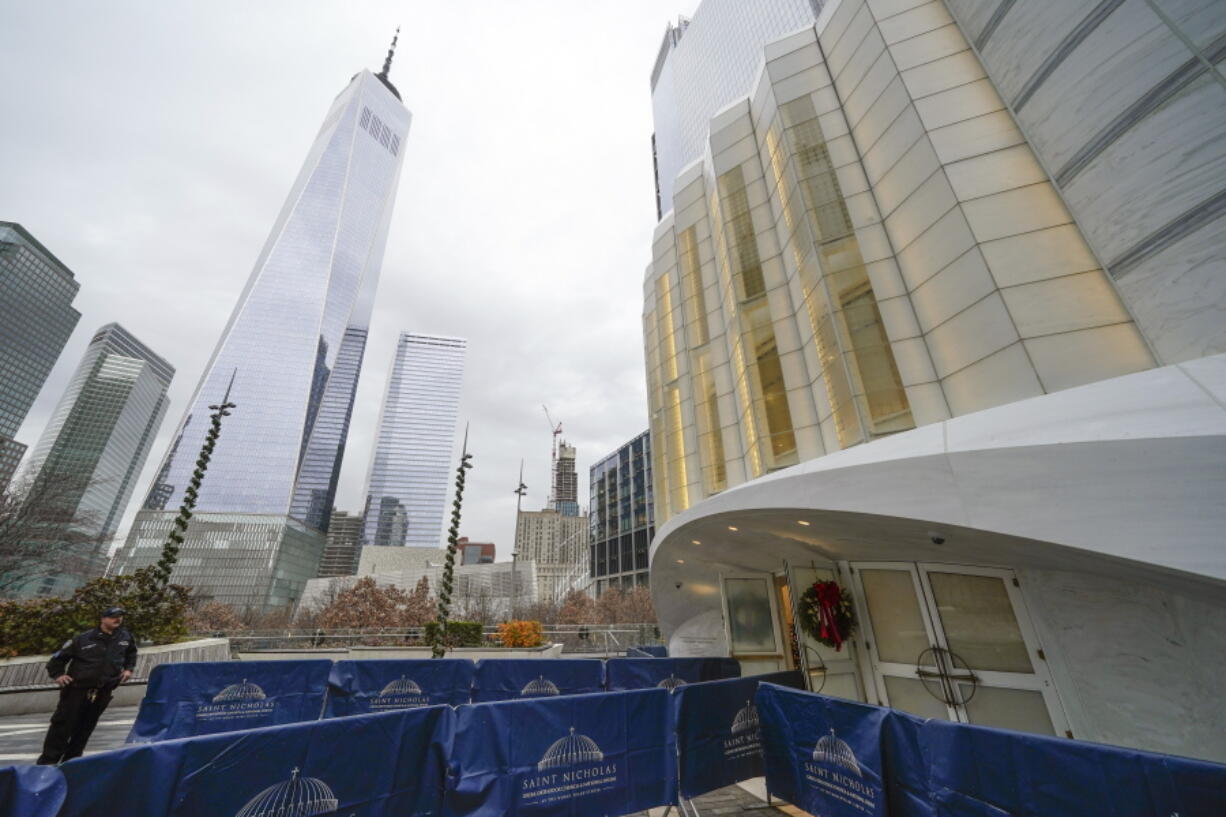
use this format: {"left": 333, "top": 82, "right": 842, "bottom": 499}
{"left": 45, "top": 627, "right": 138, "bottom": 689}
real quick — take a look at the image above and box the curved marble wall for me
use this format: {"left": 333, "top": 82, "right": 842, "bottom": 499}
{"left": 946, "top": 0, "right": 1226, "bottom": 363}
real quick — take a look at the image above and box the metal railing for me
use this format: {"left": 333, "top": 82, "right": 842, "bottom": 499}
{"left": 214, "top": 623, "right": 662, "bottom": 658}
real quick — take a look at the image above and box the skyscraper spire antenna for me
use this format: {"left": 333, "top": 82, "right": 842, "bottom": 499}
{"left": 378, "top": 26, "right": 400, "bottom": 81}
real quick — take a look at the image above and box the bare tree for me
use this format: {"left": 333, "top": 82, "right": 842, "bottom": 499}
{"left": 0, "top": 469, "right": 107, "bottom": 598}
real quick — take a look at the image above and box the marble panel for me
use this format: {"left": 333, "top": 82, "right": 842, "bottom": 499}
{"left": 874, "top": 135, "right": 941, "bottom": 217}
{"left": 877, "top": 293, "right": 923, "bottom": 341}
{"left": 890, "top": 336, "right": 938, "bottom": 386}
{"left": 962, "top": 182, "right": 1070, "bottom": 243}
{"left": 878, "top": 1, "right": 954, "bottom": 45}
{"left": 927, "top": 109, "right": 1024, "bottom": 164}
{"left": 977, "top": 0, "right": 1100, "bottom": 103}
{"left": 825, "top": 133, "right": 862, "bottom": 169}
{"left": 913, "top": 78, "right": 1005, "bottom": 131}
{"left": 899, "top": 49, "right": 985, "bottom": 99}
{"left": 883, "top": 169, "right": 957, "bottom": 249}
{"left": 773, "top": 66, "right": 832, "bottom": 105}
{"left": 766, "top": 28, "right": 821, "bottom": 62}
{"left": 895, "top": 206, "right": 977, "bottom": 290}
{"left": 820, "top": 0, "right": 865, "bottom": 48}
{"left": 1002, "top": 270, "right": 1132, "bottom": 338}
{"left": 861, "top": 106, "right": 925, "bottom": 184}
{"left": 709, "top": 113, "right": 757, "bottom": 157}
{"left": 1180, "top": 354, "right": 1226, "bottom": 407}
{"left": 850, "top": 76, "right": 912, "bottom": 155}
{"left": 866, "top": 0, "right": 931, "bottom": 21}
{"left": 826, "top": 2, "right": 877, "bottom": 79}
{"left": 925, "top": 291, "right": 1019, "bottom": 377}
{"left": 819, "top": 109, "right": 852, "bottom": 141}
{"left": 1160, "top": 0, "right": 1226, "bottom": 53}
{"left": 853, "top": 222, "right": 895, "bottom": 264}
{"left": 838, "top": 25, "right": 888, "bottom": 94}
{"left": 841, "top": 51, "right": 902, "bottom": 128}
{"left": 1114, "top": 220, "right": 1226, "bottom": 364}
{"left": 943, "top": 143, "right": 1048, "bottom": 202}
{"left": 1019, "top": 0, "right": 1192, "bottom": 171}
{"left": 835, "top": 161, "right": 871, "bottom": 196}
{"left": 903, "top": 381, "right": 951, "bottom": 424}
{"left": 845, "top": 190, "right": 881, "bottom": 230}
{"left": 942, "top": 0, "right": 995, "bottom": 43}
{"left": 889, "top": 23, "right": 970, "bottom": 71}
{"left": 979, "top": 224, "right": 1100, "bottom": 288}
{"left": 910, "top": 248, "right": 998, "bottom": 333}
{"left": 865, "top": 258, "right": 907, "bottom": 300}
{"left": 1064, "top": 77, "right": 1226, "bottom": 264}
{"left": 1024, "top": 323, "right": 1153, "bottom": 392}
{"left": 941, "top": 341, "right": 1044, "bottom": 415}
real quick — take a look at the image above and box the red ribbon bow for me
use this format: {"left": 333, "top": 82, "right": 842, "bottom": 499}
{"left": 813, "top": 581, "right": 845, "bottom": 651}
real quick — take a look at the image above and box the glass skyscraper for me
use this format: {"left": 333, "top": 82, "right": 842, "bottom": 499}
{"left": 19, "top": 323, "right": 173, "bottom": 596}
{"left": 114, "top": 49, "right": 411, "bottom": 610}
{"left": 0, "top": 222, "right": 81, "bottom": 489}
{"left": 589, "top": 430, "right": 654, "bottom": 594}
{"left": 362, "top": 333, "right": 466, "bottom": 548}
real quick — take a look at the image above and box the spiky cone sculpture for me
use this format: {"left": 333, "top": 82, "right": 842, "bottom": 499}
{"left": 431, "top": 428, "right": 473, "bottom": 658}
{"left": 152, "top": 395, "right": 236, "bottom": 588}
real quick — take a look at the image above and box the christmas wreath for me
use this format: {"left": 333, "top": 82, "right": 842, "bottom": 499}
{"left": 799, "top": 580, "right": 856, "bottom": 651}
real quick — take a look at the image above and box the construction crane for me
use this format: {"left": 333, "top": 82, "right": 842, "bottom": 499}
{"left": 542, "top": 405, "right": 562, "bottom": 510}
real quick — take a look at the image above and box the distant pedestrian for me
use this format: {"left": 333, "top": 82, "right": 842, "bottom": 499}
{"left": 36, "top": 606, "right": 137, "bottom": 765}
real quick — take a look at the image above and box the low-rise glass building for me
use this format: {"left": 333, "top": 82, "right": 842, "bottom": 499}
{"left": 588, "top": 431, "right": 655, "bottom": 594}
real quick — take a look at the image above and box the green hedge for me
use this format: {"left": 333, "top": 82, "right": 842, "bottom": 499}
{"left": 424, "top": 619, "right": 484, "bottom": 649}
{"left": 0, "top": 568, "right": 190, "bottom": 657}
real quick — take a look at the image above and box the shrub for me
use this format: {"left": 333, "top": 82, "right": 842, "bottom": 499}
{"left": 0, "top": 567, "right": 190, "bottom": 657}
{"left": 424, "top": 619, "right": 484, "bottom": 649}
{"left": 497, "top": 619, "right": 544, "bottom": 648}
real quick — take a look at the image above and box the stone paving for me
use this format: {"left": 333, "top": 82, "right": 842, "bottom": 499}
{"left": 629, "top": 782, "right": 804, "bottom": 817}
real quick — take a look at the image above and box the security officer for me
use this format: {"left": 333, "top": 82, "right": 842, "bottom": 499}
{"left": 36, "top": 606, "right": 137, "bottom": 765}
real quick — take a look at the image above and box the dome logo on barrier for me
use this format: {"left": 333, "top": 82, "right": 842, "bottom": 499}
{"left": 537, "top": 727, "right": 605, "bottom": 770}
{"left": 656, "top": 673, "right": 687, "bottom": 691}
{"left": 520, "top": 675, "right": 561, "bottom": 697}
{"left": 522, "top": 726, "right": 620, "bottom": 806}
{"left": 372, "top": 675, "right": 429, "bottom": 710}
{"left": 812, "top": 728, "right": 861, "bottom": 777}
{"left": 213, "top": 679, "right": 267, "bottom": 702}
{"left": 723, "top": 700, "right": 764, "bottom": 760}
{"left": 235, "top": 767, "right": 338, "bottom": 817}
{"left": 198, "top": 678, "right": 276, "bottom": 721}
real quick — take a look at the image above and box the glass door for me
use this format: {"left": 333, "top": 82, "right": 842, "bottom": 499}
{"left": 719, "top": 573, "right": 785, "bottom": 675}
{"left": 784, "top": 563, "right": 861, "bottom": 700}
{"left": 852, "top": 562, "right": 1068, "bottom": 736}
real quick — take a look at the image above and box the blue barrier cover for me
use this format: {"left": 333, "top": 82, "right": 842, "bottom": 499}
{"left": 327, "top": 659, "right": 476, "bottom": 716}
{"left": 64, "top": 704, "right": 454, "bottom": 817}
{"left": 59, "top": 740, "right": 186, "bottom": 817}
{"left": 470, "top": 659, "right": 604, "bottom": 703}
{"left": 447, "top": 688, "right": 677, "bottom": 817}
{"left": 757, "top": 682, "right": 888, "bottom": 817}
{"left": 920, "top": 717, "right": 1226, "bottom": 817}
{"left": 0, "top": 764, "right": 66, "bottom": 817}
{"left": 673, "top": 670, "right": 803, "bottom": 798}
{"left": 605, "top": 657, "right": 740, "bottom": 691}
{"left": 127, "top": 659, "right": 332, "bottom": 742}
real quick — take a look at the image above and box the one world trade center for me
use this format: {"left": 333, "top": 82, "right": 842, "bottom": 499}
{"left": 114, "top": 38, "right": 410, "bottom": 610}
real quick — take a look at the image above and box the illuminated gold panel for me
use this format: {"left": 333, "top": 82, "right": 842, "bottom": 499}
{"left": 665, "top": 385, "right": 689, "bottom": 514}
{"left": 678, "top": 227, "right": 710, "bottom": 347}
{"left": 716, "top": 165, "right": 767, "bottom": 301}
{"left": 655, "top": 270, "right": 679, "bottom": 383}
{"left": 693, "top": 350, "right": 727, "bottom": 493}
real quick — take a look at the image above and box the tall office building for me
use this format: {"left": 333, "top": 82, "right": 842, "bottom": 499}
{"left": 361, "top": 333, "right": 466, "bottom": 548}
{"left": 514, "top": 508, "right": 589, "bottom": 603}
{"left": 0, "top": 222, "right": 81, "bottom": 489}
{"left": 643, "top": 0, "right": 1226, "bottom": 763}
{"left": 589, "top": 430, "right": 654, "bottom": 594}
{"left": 650, "top": 0, "right": 823, "bottom": 216}
{"left": 18, "top": 324, "right": 173, "bottom": 596}
{"left": 316, "top": 509, "right": 363, "bottom": 578}
{"left": 114, "top": 40, "right": 411, "bottom": 610}
{"left": 550, "top": 440, "right": 580, "bottom": 517}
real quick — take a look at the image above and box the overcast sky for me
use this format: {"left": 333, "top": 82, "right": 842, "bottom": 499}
{"left": 2, "top": 1, "right": 695, "bottom": 557}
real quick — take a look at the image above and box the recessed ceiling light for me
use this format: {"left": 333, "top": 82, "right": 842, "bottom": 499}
{"left": 676, "top": 559, "right": 685, "bottom": 564}
{"left": 691, "top": 539, "right": 702, "bottom": 545}
{"left": 797, "top": 520, "right": 811, "bottom": 526}
{"left": 727, "top": 526, "right": 738, "bottom": 531}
